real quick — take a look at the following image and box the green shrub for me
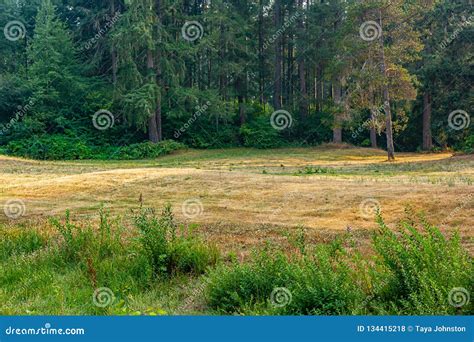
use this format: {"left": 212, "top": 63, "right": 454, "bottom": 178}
{"left": 135, "top": 205, "right": 219, "bottom": 278}
{"left": 205, "top": 213, "right": 473, "bottom": 315}
{"left": 240, "top": 117, "right": 285, "bottom": 149}
{"left": 111, "top": 140, "right": 186, "bottom": 160}
{"left": 6, "top": 135, "right": 93, "bottom": 160}
{"left": 371, "top": 212, "right": 473, "bottom": 314}
{"left": 205, "top": 238, "right": 364, "bottom": 315}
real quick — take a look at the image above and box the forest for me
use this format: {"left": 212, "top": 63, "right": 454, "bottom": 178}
{"left": 0, "top": 0, "right": 473, "bottom": 317}
{"left": 0, "top": 0, "right": 472, "bottom": 158}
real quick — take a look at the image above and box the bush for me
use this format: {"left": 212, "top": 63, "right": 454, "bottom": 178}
{"left": 111, "top": 140, "right": 185, "bottom": 160}
{"left": 240, "top": 117, "right": 285, "bottom": 148}
{"left": 205, "top": 237, "right": 364, "bottom": 315}
{"left": 6, "top": 135, "right": 93, "bottom": 160}
{"left": 370, "top": 212, "right": 473, "bottom": 314}
{"left": 135, "top": 205, "right": 219, "bottom": 278}
{"left": 205, "top": 213, "right": 473, "bottom": 315}
{"left": 5, "top": 136, "right": 185, "bottom": 160}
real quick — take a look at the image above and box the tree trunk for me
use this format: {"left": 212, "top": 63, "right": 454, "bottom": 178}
{"left": 258, "top": 0, "right": 264, "bottom": 104}
{"left": 422, "top": 92, "right": 433, "bottom": 150}
{"left": 273, "top": 0, "right": 282, "bottom": 110}
{"left": 332, "top": 81, "right": 342, "bottom": 143}
{"left": 370, "top": 109, "right": 377, "bottom": 148}
{"left": 110, "top": 0, "right": 117, "bottom": 86}
{"left": 378, "top": 9, "right": 395, "bottom": 161}
{"left": 297, "top": 0, "right": 308, "bottom": 119}
{"left": 147, "top": 50, "right": 160, "bottom": 143}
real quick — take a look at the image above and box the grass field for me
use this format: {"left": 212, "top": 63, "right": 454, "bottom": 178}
{"left": 1, "top": 146, "right": 473, "bottom": 315}
{"left": 1, "top": 146, "right": 473, "bottom": 251}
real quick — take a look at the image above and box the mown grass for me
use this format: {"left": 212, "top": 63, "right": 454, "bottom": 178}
{"left": 0, "top": 206, "right": 472, "bottom": 315}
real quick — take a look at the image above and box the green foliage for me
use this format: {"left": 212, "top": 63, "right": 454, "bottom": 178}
{"left": 240, "top": 117, "right": 284, "bottom": 149}
{"left": 206, "top": 213, "right": 473, "bottom": 315}
{"left": 372, "top": 212, "right": 473, "bottom": 314}
{"left": 135, "top": 205, "right": 219, "bottom": 278}
{"left": 5, "top": 137, "right": 185, "bottom": 160}
{"left": 0, "top": 226, "right": 46, "bottom": 262}
{"left": 111, "top": 140, "right": 186, "bottom": 160}
{"left": 6, "top": 135, "right": 93, "bottom": 160}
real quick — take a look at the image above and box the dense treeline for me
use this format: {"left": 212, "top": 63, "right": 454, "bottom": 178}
{"left": 0, "top": 0, "right": 472, "bottom": 160}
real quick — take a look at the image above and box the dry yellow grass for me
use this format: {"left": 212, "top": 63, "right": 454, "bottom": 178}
{"left": 1, "top": 147, "right": 473, "bottom": 251}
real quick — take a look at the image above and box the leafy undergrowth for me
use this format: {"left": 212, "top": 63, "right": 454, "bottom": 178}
{"left": 0, "top": 208, "right": 472, "bottom": 315}
{"left": 0, "top": 205, "right": 218, "bottom": 315}
{"left": 205, "top": 210, "right": 473, "bottom": 315}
